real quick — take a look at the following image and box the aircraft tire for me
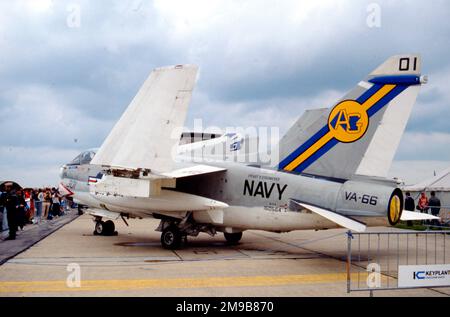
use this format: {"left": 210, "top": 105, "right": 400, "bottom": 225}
{"left": 104, "top": 220, "right": 115, "bottom": 235}
{"left": 161, "top": 226, "right": 182, "bottom": 250}
{"left": 94, "top": 221, "right": 105, "bottom": 235}
{"left": 224, "top": 232, "right": 243, "bottom": 245}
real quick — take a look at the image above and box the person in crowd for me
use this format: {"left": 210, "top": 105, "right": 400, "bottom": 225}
{"left": 34, "top": 189, "right": 43, "bottom": 224}
{"left": 59, "top": 197, "right": 67, "bottom": 215}
{"left": 404, "top": 192, "right": 415, "bottom": 227}
{"left": 428, "top": 191, "right": 441, "bottom": 226}
{"left": 417, "top": 192, "right": 429, "bottom": 213}
{"left": 30, "top": 189, "right": 36, "bottom": 222}
{"left": 51, "top": 188, "right": 61, "bottom": 218}
{"left": 1, "top": 184, "right": 19, "bottom": 240}
{"left": 15, "top": 189, "right": 27, "bottom": 230}
{"left": 43, "top": 189, "right": 52, "bottom": 220}
{"left": 24, "top": 189, "right": 32, "bottom": 223}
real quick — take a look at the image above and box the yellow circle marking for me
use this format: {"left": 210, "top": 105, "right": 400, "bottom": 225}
{"left": 328, "top": 100, "right": 369, "bottom": 143}
{"left": 389, "top": 195, "right": 401, "bottom": 224}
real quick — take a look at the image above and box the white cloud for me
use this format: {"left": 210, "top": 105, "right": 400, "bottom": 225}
{"left": 151, "top": 0, "right": 367, "bottom": 91}
{"left": 0, "top": 145, "right": 78, "bottom": 167}
{"left": 187, "top": 88, "right": 344, "bottom": 132}
{"left": 396, "top": 131, "right": 450, "bottom": 161}
{"left": 0, "top": 84, "right": 114, "bottom": 149}
{"left": 25, "top": 0, "right": 54, "bottom": 14}
{"left": 0, "top": 146, "right": 79, "bottom": 187}
{"left": 409, "top": 66, "right": 450, "bottom": 131}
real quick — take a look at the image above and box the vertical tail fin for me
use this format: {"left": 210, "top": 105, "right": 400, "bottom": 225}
{"left": 278, "top": 54, "right": 426, "bottom": 180}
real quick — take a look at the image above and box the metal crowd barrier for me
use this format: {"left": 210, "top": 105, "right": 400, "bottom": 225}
{"left": 346, "top": 230, "right": 450, "bottom": 296}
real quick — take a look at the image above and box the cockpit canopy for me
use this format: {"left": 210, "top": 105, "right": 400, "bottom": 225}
{"left": 68, "top": 150, "right": 97, "bottom": 166}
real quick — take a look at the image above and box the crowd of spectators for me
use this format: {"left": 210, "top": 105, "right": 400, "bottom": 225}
{"left": 0, "top": 183, "right": 72, "bottom": 240}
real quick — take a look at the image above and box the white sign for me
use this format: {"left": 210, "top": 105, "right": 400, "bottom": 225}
{"left": 398, "top": 264, "right": 450, "bottom": 288}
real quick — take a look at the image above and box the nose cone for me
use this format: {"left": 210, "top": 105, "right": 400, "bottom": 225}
{"left": 59, "top": 165, "right": 67, "bottom": 179}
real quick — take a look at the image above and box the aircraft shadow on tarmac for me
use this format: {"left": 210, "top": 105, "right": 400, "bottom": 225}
{"left": 109, "top": 235, "right": 336, "bottom": 262}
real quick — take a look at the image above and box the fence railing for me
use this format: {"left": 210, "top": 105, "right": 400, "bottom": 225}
{"left": 346, "top": 230, "right": 450, "bottom": 295}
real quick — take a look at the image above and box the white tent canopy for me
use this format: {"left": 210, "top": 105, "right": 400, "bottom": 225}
{"left": 405, "top": 166, "right": 450, "bottom": 192}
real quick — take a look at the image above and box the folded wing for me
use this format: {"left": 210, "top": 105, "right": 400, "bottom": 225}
{"left": 91, "top": 65, "right": 199, "bottom": 173}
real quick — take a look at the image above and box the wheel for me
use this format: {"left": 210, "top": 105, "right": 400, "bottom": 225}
{"left": 224, "top": 232, "right": 243, "bottom": 245}
{"left": 104, "top": 220, "right": 115, "bottom": 235}
{"left": 94, "top": 221, "right": 105, "bottom": 235}
{"left": 161, "top": 226, "right": 182, "bottom": 250}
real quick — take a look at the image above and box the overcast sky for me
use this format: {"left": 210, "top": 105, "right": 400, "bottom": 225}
{"left": 0, "top": 0, "right": 449, "bottom": 187}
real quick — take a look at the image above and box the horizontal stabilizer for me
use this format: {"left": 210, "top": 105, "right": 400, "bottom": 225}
{"left": 295, "top": 201, "right": 367, "bottom": 232}
{"left": 400, "top": 210, "right": 440, "bottom": 221}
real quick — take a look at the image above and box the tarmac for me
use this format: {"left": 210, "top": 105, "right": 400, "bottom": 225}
{"left": 0, "top": 211, "right": 80, "bottom": 265}
{"left": 0, "top": 211, "right": 449, "bottom": 297}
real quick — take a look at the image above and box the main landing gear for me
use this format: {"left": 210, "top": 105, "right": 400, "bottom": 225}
{"left": 160, "top": 225, "right": 187, "bottom": 250}
{"left": 93, "top": 219, "right": 117, "bottom": 236}
{"left": 157, "top": 216, "right": 243, "bottom": 249}
{"left": 223, "top": 232, "right": 243, "bottom": 245}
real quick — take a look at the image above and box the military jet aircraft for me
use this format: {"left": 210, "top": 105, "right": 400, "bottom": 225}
{"left": 59, "top": 56, "right": 438, "bottom": 249}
